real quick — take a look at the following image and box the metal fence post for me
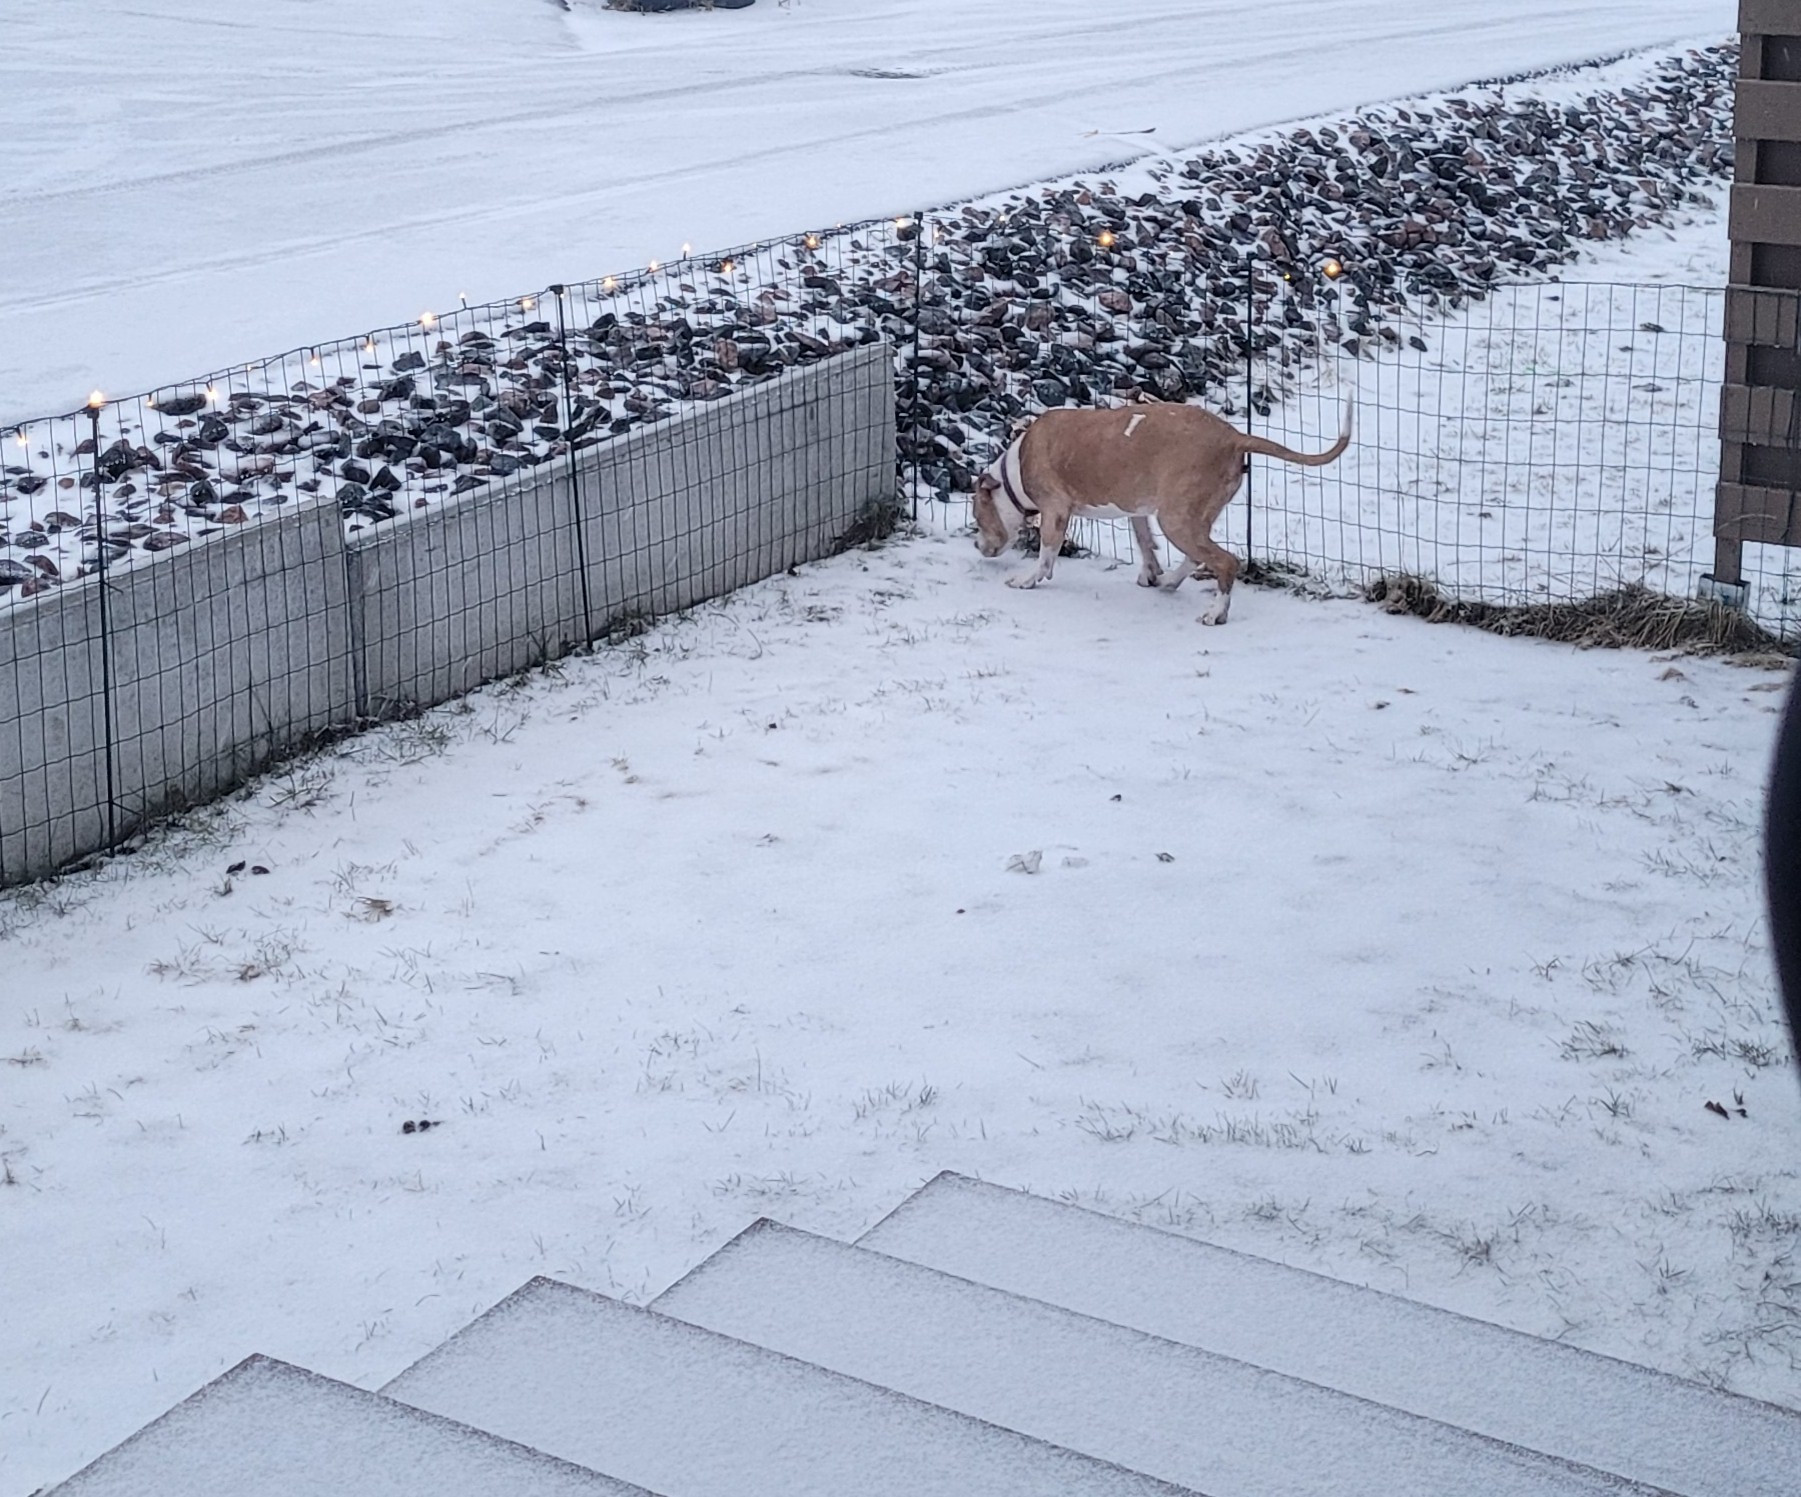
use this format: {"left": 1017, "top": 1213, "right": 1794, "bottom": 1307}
{"left": 86, "top": 396, "right": 118, "bottom": 848}
{"left": 551, "top": 285, "right": 596, "bottom": 645}
{"left": 909, "top": 211, "right": 927, "bottom": 522}
{"left": 1244, "top": 254, "right": 1256, "bottom": 566}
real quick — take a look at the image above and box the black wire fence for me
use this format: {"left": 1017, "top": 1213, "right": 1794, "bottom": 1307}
{"left": 0, "top": 224, "right": 904, "bottom": 886}
{"left": 899, "top": 203, "right": 1752, "bottom": 618}
{"left": 1243, "top": 278, "right": 1734, "bottom": 615}
{"left": 0, "top": 205, "right": 1768, "bottom": 887}
{"left": 915, "top": 264, "right": 1737, "bottom": 622}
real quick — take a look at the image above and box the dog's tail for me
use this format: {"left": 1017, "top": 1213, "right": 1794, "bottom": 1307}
{"left": 1240, "top": 395, "right": 1354, "bottom": 468}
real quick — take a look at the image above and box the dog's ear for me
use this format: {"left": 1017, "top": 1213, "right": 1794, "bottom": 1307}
{"left": 975, "top": 473, "right": 998, "bottom": 493}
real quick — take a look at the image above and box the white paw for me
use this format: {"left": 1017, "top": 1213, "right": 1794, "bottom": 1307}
{"left": 1006, "top": 572, "right": 1042, "bottom": 590}
{"left": 1159, "top": 577, "right": 1186, "bottom": 595}
{"left": 1137, "top": 571, "right": 1163, "bottom": 588}
{"left": 1198, "top": 601, "right": 1230, "bottom": 626}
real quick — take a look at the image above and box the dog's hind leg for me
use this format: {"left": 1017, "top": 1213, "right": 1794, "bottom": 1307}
{"left": 1189, "top": 537, "right": 1241, "bottom": 624}
{"left": 1130, "top": 516, "right": 1164, "bottom": 587}
{"left": 1008, "top": 510, "right": 1070, "bottom": 589}
{"left": 1158, "top": 506, "right": 1241, "bottom": 623}
{"left": 1157, "top": 554, "right": 1201, "bottom": 594}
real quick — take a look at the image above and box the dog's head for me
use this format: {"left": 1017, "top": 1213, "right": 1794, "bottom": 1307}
{"left": 971, "top": 471, "right": 1013, "bottom": 557}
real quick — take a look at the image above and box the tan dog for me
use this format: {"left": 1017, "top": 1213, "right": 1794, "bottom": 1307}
{"left": 972, "top": 398, "right": 1353, "bottom": 624}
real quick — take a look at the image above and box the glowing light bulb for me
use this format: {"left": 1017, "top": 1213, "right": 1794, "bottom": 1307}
{"left": 13, "top": 429, "right": 26, "bottom": 447}
{"left": 420, "top": 311, "right": 436, "bottom": 328}
{"left": 894, "top": 216, "right": 914, "bottom": 231}
{"left": 207, "top": 386, "right": 222, "bottom": 406}
{"left": 1097, "top": 230, "right": 1116, "bottom": 249}
{"left": 364, "top": 339, "right": 377, "bottom": 355}
{"left": 804, "top": 234, "right": 820, "bottom": 250}
{"left": 603, "top": 276, "right": 617, "bottom": 292}
{"left": 1322, "top": 257, "right": 1344, "bottom": 280}
{"left": 681, "top": 243, "right": 692, "bottom": 256}
{"left": 520, "top": 297, "right": 536, "bottom": 312}
{"left": 88, "top": 390, "right": 105, "bottom": 409}
{"left": 721, "top": 259, "right": 735, "bottom": 274}
{"left": 459, "top": 292, "right": 469, "bottom": 307}
{"left": 649, "top": 261, "right": 659, "bottom": 273}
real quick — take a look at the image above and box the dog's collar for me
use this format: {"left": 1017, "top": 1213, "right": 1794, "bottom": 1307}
{"left": 996, "top": 438, "right": 1038, "bottom": 518}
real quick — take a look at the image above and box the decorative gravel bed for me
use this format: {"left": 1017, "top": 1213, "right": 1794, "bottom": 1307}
{"left": 0, "top": 41, "right": 1732, "bottom": 601}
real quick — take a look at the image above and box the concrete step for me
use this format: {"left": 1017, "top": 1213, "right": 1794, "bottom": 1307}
{"left": 653, "top": 1219, "right": 1674, "bottom": 1497}
{"left": 858, "top": 1172, "right": 1801, "bottom": 1497}
{"left": 380, "top": 1276, "right": 1196, "bottom": 1497}
{"left": 46, "top": 1354, "right": 656, "bottom": 1497}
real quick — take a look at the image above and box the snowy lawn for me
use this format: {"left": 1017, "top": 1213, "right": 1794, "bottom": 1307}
{"left": 3, "top": 531, "right": 1797, "bottom": 1492}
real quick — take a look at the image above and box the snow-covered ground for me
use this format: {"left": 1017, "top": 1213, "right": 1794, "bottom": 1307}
{"left": 3, "top": 531, "right": 1798, "bottom": 1493}
{"left": 0, "top": 0, "right": 1734, "bottom": 424}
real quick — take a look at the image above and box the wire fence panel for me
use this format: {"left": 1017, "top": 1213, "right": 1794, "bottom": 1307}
{"left": 0, "top": 225, "right": 900, "bottom": 887}
{"left": 906, "top": 230, "right": 1759, "bottom": 631}
{"left": 1248, "top": 277, "right": 1745, "bottom": 615}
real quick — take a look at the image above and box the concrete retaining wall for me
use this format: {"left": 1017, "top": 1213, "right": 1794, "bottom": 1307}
{"left": 0, "top": 344, "right": 895, "bottom": 885}
{"left": 0, "top": 503, "right": 354, "bottom": 887}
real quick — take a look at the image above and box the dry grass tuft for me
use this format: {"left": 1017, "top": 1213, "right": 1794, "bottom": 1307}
{"left": 1366, "top": 575, "right": 1795, "bottom": 660}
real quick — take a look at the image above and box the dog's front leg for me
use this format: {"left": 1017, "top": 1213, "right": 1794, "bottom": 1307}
{"left": 1008, "top": 511, "right": 1069, "bottom": 589}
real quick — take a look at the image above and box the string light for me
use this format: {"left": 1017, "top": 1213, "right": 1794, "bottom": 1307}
{"left": 804, "top": 234, "right": 820, "bottom": 250}
{"left": 1321, "top": 257, "right": 1344, "bottom": 280}
{"left": 420, "top": 310, "right": 437, "bottom": 328}
{"left": 721, "top": 259, "right": 735, "bottom": 275}
{"left": 603, "top": 276, "right": 617, "bottom": 292}
{"left": 1096, "top": 230, "right": 1115, "bottom": 249}
{"left": 681, "top": 243, "right": 692, "bottom": 256}
{"left": 13, "top": 429, "right": 26, "bottom": 447}
{"left": 459, "top": 292, "right": 469, "bottom": 308}
{"left": 894, "top": 216, "right": 913, "bottom": 230}
{"left": 648, "top": 261, "right": 659, "bottom": 273}
{"left": 519, "top": 296, "right": 536, "bottom": 312}
{"left": 309, "top": 352, "right": 321, "bottom": 367}
{"left": 364, "top": 338, "right": 377, "bottom": 355}
{"left": 88, "top": 391, "right": 105, "bottom": 409}
{"left": 206, "top": 386, "right": 222, "bottom": 406}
